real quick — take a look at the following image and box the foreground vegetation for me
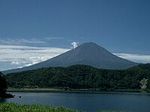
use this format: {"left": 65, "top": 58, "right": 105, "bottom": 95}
{"left": 0, "top": 103, "right": 78, "bottom": 112}
{"left": 0, "top": 103, "right": 126, "bottom": 112}
{"left": 5, "top": 64, "right": 150, "bottom": 91}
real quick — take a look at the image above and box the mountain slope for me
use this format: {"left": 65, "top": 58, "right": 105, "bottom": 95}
{"left": 3, "top": 42, "right": 137, "bottom": 74}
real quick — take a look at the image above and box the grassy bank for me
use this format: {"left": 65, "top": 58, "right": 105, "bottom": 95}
{"left": 0, "top": 103, "right": 78, "bottom": 112}
{"left": 0, "top": 103, "right": 126, "bottom": 112}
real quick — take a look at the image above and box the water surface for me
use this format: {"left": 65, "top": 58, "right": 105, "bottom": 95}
{"left": 2, "top": 92, "right": 150, "bottom": 112}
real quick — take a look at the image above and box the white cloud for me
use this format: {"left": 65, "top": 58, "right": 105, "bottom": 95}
{"left": 0, "top": 43, "right": 150, "bottom": 71}
{"left": 0, "top": 37, "right": 64, "bottom": 46}
{"left": 0, "top": 45, "right": 69, "bottom": 70}
{"left": 44, "top": 37, "right": 64, "bottom": 40}
{"left": 0, "top": 38, "right": 46, "bottom": 45}
{"left": 71, "top": 42, "right": 79, "bottom": 49}
{"left": 114, "top": 53, "right": 150, "bottom": 63}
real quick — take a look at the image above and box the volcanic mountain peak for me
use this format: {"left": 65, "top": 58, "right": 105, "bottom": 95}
{"left": 4, "top": 42, "right": 138, "bottom": 74}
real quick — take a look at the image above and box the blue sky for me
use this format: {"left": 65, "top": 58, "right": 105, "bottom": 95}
{"left": 0, "top": 0, "right": 150, "bottom": 70}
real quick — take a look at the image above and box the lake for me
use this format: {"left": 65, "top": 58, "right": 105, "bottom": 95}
{"left": 1, "top": 92, "right": 150, "bottom": 112}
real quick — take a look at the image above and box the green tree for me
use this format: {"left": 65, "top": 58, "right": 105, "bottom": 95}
{"left": 0, "top": 72, "right": 7, "bottom": 95}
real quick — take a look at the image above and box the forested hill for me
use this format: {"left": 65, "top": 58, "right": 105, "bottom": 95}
{"left": 0, "top": 72, "right": 13, "bottom": 98}
{"left": 0, "top": 72, "right": 7, "bottom": 94}
{"left": 5, "top": 64, "right": 150, "bottom": 90}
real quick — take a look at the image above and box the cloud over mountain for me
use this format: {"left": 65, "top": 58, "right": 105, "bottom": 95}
{"left": 0, "top": 45, "right": 69, "bottom": 70}
{"left": 0, "top": 43, "right": 150, "bottom": 71}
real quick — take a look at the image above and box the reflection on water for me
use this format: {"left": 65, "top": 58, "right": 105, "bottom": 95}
{"left": 0, "top": 98, "right": 6, "bottom": 103}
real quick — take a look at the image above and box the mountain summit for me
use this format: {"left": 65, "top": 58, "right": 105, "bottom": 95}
{"left": 4, "top": 42, "right": 137, "bottom": 73}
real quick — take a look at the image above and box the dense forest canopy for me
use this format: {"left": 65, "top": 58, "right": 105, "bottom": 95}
{"left": 5, "top": 64, "right": 150, "bottom": 91}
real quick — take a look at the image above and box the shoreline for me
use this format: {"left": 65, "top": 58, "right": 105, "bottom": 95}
{"left": 0, "top": 93, "right": 14, "bottom": 98}
{"left": 7, "top": 88, "right": 150, "bottom": 94}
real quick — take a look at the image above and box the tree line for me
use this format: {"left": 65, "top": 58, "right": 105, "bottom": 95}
{"left": 0, "top": 72, "right": 7, "bottom": 95}
{"left": 0, "top": 72, "right": 13, "bottom": 98}
{"left": 5, "top": 64, "right": 150, "bottom": 91}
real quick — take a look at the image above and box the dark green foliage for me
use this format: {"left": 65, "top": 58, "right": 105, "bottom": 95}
{"left": 0, "top": 103, "right": 78, "bottom": 112}
{"left": 5, "top": 64, "right": 150, "bottom": 90}
{"left": 0, "top": 72, "right": 7, "bottom": 95}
